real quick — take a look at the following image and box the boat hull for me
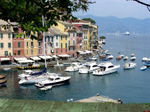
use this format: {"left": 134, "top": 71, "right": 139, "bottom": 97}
{"left": 35, "top": 78, "right": 70, "bottom": 88}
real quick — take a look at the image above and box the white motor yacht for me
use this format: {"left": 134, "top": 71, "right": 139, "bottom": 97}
{"left": 65, "top": 62, "right": 84, "bottom": 72}
{"left": 19, "top": 72, "right": 59, "bottom": 85}
{"left": 93, "top": 62, "right": 120, "bottom": 76}
{"left": 35, "top": 75, "right": 71, "bottom": 88}
{"left": 124, "top": 62, "right": 136, "bottom": 69}
{"left": 78, "top": 63, "right": 99, "bottom": 74}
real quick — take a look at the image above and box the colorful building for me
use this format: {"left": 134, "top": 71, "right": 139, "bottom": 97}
{"left": 55, "top": 21, "right": 77, "bottom": 57}
{"left": 0, "top": 20, "right": 14, "bottom": 59}
{"left": 24, "top": 33, "right": 38, "bottom": 57}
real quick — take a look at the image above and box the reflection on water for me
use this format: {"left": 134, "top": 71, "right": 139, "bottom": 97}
{"left": 0, "top": 35, "right": 150, "bottom": 103}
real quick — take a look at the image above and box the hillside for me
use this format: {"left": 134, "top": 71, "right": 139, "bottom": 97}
{"left": 78, "top": 15, "right": 150, "bottom": 35}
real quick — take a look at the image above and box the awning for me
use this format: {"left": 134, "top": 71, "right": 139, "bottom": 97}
{"left": 0, "top": 58, "right": 10, "bottom": 61}
{"left": 39, "top": 55, "right": 53, "bottom": 60}
{"left": 18, "top": 60, "right": 34, "bottom": 63}
{"left": 85, "top": 50, "right": 92, "bottom": 54}
{"left": 77, "top": 51, "right": 86, "bottom": 55}
{"left": 30, "top": 56, "right": 41, "bottom": 61}
{"left": 51, "top": 55, "right": 58, "bottom": 59}
{"left": 58, "top": 54, "right": 70, "bottom": 58}
{"left": 14, "top": 57, "right": 27, "bottom": 61}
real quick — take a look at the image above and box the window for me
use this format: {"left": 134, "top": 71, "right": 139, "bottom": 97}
{"left": 8, "top": 43, "right": 11, "bottom": 48}
{"left": 73, "top": 41, "right": 75, "bottom": 45}
{"left": 18, "top": 50, "right": 21, "bottom": 55}
{"left": 56, "top": 49, "right": 58, "bottom": 53}
{"left": 27, "top": 50, "right": 28, "bottom": 55}
{"left": 56, "top": 36, "right": 58, "bottom": 40}
{"left": 18, "top": 42, "right": 21, "bottom": 48}
{"left": 38, "top": 41, "right": 41, "bottom": 47}
{"left": 65, "top": 49, "right": 67, "bottom": 53}
{"left": 68, "top": 33, "right": 70, "bottom": 37}
{"left": 31, "top": 42, "right": 34, "bottom": 47}
{"left": 56, "top": 42, "right": 58, "bottom": 46}
{"left": 69, "top": 47, "right": 70, "bottom": 51}
{"left": 65, "top": 43, "right": 67, "bottom": 48}
{"left": 68, "top": 41, "right": 70, "bottom": 46}
{"left": 8, "top": 34, "right": 11, "bottom": 39}
{"left": 0, "top": 33, "right": 3, "bottom": 39}
{"left": 73, "top": 33, "right": 75, "bottom": 37}
{"left": 65, "top": 36, "right": 67, "bottom": 40}
{"left": 31, "top": 50, "right": 33, "bottom": 55}
{"left": 61, "top": 36, "right": 63, "bottom": 40}
{"left": 61, "top": 43, "right": 63, "bottom": 48}
{"left": 0, "top": 43, "right": 4, "bottom": 48}
{"left": 9, "top": 53, "right": 11, "bottom": 56}
{"left": 38, "top": 49, "right": 41, "bottom": 54}
{"left": 108, "top": 65, "right": 114, "bottom": 68}
{"left": 4, "top": 51, "right": 8, "bottom": 56}
{"left": 51, "top": 37, "right": 53, "bottom": 42}
{"left": 48, "top": 36, "right": 50, "bottom": 42}
{"left": 26, "top": 42, "right": 28, "bottom": 47}
{"left": 61, "top": 49, "right": 62, "bottom": 53}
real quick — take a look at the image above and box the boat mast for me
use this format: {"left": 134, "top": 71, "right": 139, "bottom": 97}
{"left": 42, "top": 15, "right": 47, "bottom": 69}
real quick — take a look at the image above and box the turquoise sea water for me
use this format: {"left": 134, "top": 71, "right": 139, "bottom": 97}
{"left": 0, "top": 35, "right": 150, "bottom": 103}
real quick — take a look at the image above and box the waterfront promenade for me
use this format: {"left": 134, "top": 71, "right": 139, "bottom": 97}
{"left": 0, "top": 99, "right": 150, "bottom": 112}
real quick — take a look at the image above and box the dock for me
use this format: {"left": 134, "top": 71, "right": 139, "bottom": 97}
{"left": 76, "top": 95, "right": 121, "bottom": 104}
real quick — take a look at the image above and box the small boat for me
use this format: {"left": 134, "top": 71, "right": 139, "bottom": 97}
{"left": 93, "top": 62, "right": 120, "bottom": 76}
{"left": 123, "top": 56, "right": 128, "bottom": 61}
{"left": 130, "top": 54, "right": 134, "bottom": 57}
{"left": 39, "top": 86, "right": 52, "bottom": 91}
{"left": 3, "top": 68, "right": 11, "bottom": 71}
{"left": 99, "top": 54, "right": 106, "bottom": 59}
{"left": 140, "top": 66, "right": 147, "bottom": 71}
{"left": 116, "top": 56, "right": 122, "bottom": 60}
{"left": 143, "top": 59, "right": 150, "bottom": 66}
{"left": 0, "top": 79, "right": 7, "bottom": 84}
{"left": 65, "top": 62, "right": 84, "bottom": 72}
{"left": 78, "top": 63, "right": 99, "bottom": 74}
{"left": 0, "top": 75, "right": 6, "bottom": 79}
{"left": 130, "top": 56, "right": 136, "bottom": 61}
{"left": 107, "top": 55, "right": 113, "bottom": 60}
{"left": 124, "top": 62, "right": 136, "bottom": 69}
{"left": 142, "top": 57, "right": 148, "bottom": 62}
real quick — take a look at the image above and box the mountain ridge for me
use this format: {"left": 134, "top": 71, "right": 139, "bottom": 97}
{"left": 78, "top": 15, "right": 150, "bottom": 35}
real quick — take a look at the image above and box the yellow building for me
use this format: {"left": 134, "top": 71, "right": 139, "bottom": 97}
{"left": 0, "top": 20, "right": 14, "bottom": 57}
{"left": 24, "top": 33, "right": 38, "bottom": 57}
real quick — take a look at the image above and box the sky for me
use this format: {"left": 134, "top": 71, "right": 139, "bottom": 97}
{"left": 73, "top": 0, "right": 150, "bottom": 19}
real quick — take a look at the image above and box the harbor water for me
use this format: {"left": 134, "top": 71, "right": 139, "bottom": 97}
{"left": 0, "top": 35, "right": 150, "bottom": 103}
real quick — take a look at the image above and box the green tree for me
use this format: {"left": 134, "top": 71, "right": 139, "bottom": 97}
{"left": 0, "top": 0, "right": 95, "bottom": 39}
{"left": 82, "top": 18, "right": 96, "bottom": 24}
{"left": 100, "top": 36, "right": 106, "bottom": 40}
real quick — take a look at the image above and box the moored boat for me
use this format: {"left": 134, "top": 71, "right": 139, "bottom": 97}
{"left": 93, "top": 62, "right": 120, "bottom": 76}
{"left": 0, "top": 79, "right": 7, "bottom": 84}
{"left": 140, "top": 66, "right": 147, "bottom": 71}
{"left": 39, "top": 85, "right": 52, "bottom": 90}
{"left": 124, "top": 62, "right": 136, "bottom": 69}
{"left": 35, "top": 75, "right": 71, "bottom": 88}
{"left": 123, "top": 56, "right": 128, "bottom": 61}
{"left": 130, "top": 56, "right": 136, "bottom": 61}
{"left": 0, "top": 75, "right": 6, "bottom": 80}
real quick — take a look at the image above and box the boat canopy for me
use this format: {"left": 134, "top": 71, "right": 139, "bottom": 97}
{"left": 58, "top": 54, "right": 70, "bottom": 58}
{"left": 77, "top": 51, "right": 86, "bottom": 55}
{"left": 30, "top": 68, "right": 47, "bottom": 76}
{"left": 18, "top": 59, "right": 34, "bottom": 63}
{"left": 14, "top": 57, "right": 27, "bottom": 61}
{"left": 30, "top": 56, "right": 41, "bottom": 61}
{"left": 0, "top": 58, "right": 10, "bottom": 61}
{"left": 39, "top": 56, "right": 53, "bottom": 60}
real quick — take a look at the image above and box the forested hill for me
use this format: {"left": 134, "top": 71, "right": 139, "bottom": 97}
{"left": 79, "top": 15, "right": 150, "bottom": 35}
